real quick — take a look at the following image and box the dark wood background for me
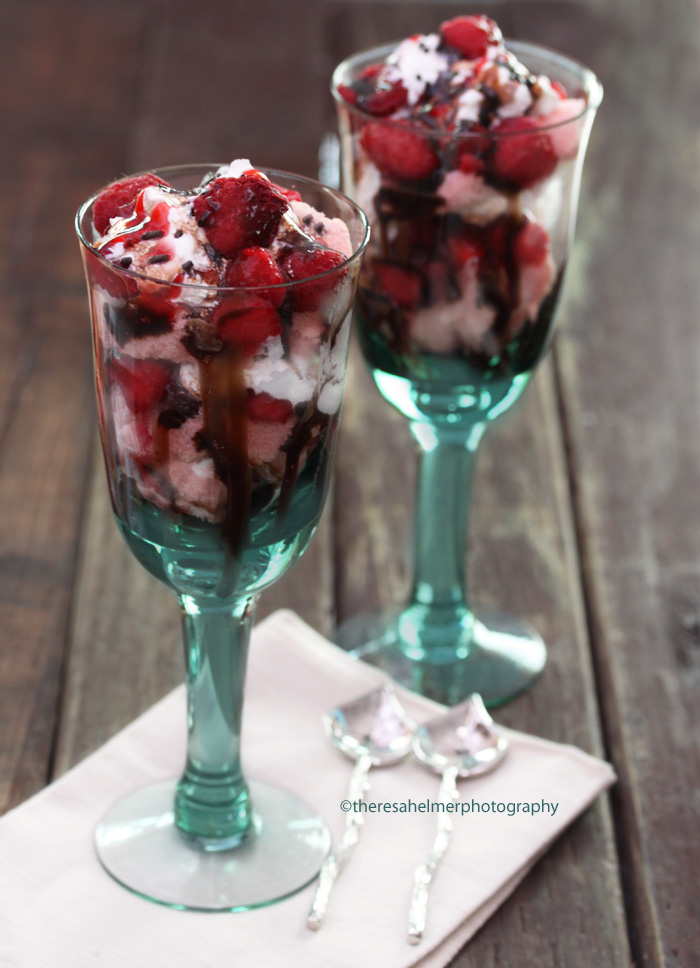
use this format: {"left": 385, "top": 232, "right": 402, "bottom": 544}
{"left": 1, "top": 1, "right": 697, "bottom": 965}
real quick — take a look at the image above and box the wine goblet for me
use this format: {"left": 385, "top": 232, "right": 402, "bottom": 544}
{"left": 75, "top": 164, "right": 369, "bottom": 910}
{"left": 332, "top": 41, "right": 602, "bottom": 706}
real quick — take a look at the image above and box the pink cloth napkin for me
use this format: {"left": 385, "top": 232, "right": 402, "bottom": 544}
{"left": 0, "top": 610, "right": 615, "bottom": 967}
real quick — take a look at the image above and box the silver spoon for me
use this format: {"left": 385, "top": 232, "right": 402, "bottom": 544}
{"left": 408, "top": 694, "right": 508, "bottom": 946}
{"left": 307, "top": 685, "right": 415, "bottom": 931}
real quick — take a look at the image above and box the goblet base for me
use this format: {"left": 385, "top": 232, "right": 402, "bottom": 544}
{"left": 335, "top": 609, "right": 546, "bottom": 707}
{"left": 95, "top": 779, "right": 331, "bottom": 911}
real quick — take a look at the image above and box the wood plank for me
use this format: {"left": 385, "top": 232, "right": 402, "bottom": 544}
{"left": 328, "top": 1, "right": 631, "bottom": 964}
{"left": 0, "top": 292, "right": 94, "bottom": 811}
{"left": 125, "top": 0, "right": 328, "bottom": 179}
{"left": 550, "top": 0, "right": 700, "bottom": 964}
{"left": 0, "top": 0, "right": 148, "bottom": 812}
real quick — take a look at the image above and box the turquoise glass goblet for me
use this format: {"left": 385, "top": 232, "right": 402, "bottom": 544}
{"left": 333, "top": 42, "right": 602, "bottom": 706}
{"left": 76, "top": 165, "right": 368, "bottom": 910}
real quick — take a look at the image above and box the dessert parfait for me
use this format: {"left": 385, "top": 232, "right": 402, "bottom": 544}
{"left": 333, "top": 15, "right": 598, "bottom": 419}
{"left": 77, "top": 162, "right": 367, "bottom": 597}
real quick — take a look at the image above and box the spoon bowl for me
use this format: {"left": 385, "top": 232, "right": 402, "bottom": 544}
{"left": 412, "top": 694, "right": 508, "bottom": 777}
{"left": 324, "top": 685, "right": 415, "bottom": 766}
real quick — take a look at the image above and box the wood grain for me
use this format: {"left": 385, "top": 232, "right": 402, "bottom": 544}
{"left": 0, "top": 0, "right": 147, "bottom": 810}
{"left": 0, "top": 0, "right": 692, "bottom": 965}
{"left": 552, "top": 1, "right": 700, "bottom": 965}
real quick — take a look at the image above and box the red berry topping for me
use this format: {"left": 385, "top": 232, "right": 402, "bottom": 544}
{"left": 93, "top": 174, "right": 168, "bottom": 236}
{"left": 448, "top": 232, "right": 483, "bottom": 270}
{"left": 192, "top": 174, "right": 288, "bottom": 258}
{"left": 551, "top": 80, "right": 568, "bottom": 99}
{"left": 247, "top": 390, "right": 294, "bottom": 423}
{"left": 214, "top": 294, "right": 282, "bottom": 355}
{"left": 337, "top": 84, "right": 358, "bottom": 106}
{"left": 224, "top": 247, "right": 287, "bottom": 307}
{"left": 429, "top": 102, "right": 454, "bottom": 127}
{"left": 440, "top": 16, "right": 501, "bottom": 60}
{"left": 373, "top": 261, "right": 425, "bottom": 308}
{"left": 457, "top": 124, "right": 489, "bottom": 174}
{"left": 279, "top": 245, "right": 346, "bottom": 312}
{"left": 515, "top": 219, "right": 550, "bottom": 265}
{"left": 361, "top": 121, "right": 439, "bottom": 181}
{"left": 343, "top": 64, "right": 408, "bottom": 117}
{"left": 84, "top": 249, "right": 138, "bottom": 300}
{"left": 110, "top": 358, "right": 170, "bottom": 412}
{"left": 134, "top": 290, "right": 178, "bottom": 329}
{"left": 490, "top": 117, "right": 557, "bottom": 190}
{"left": 458, "top": 153, "right": 483, "bottom": 175}
{"left": 273, "top": 184, "right": 302, "bottom": 203}
{"left": 365, "top": 80, "right": 408, "bottom": 117}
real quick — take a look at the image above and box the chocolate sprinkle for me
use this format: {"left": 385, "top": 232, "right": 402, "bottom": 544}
{"left": 141, "top": 229, "right": 165, "bottom": 240}
{"left": 174, "top": 228, "right": 183, "bottom": 238}
{"left": 182, "top": 260, "right": 194, "bottom": 272}
{"left": 314, "top": 222, "right": 325, "bottom": 235}
{"left": 302, "top": 214, "right": 313, "bottom": 227}
{"left": 147, "top": 253, "right": 170, "bottom": 265}
{"left": 119, "top": 256, "right": 132, "bottom": 268}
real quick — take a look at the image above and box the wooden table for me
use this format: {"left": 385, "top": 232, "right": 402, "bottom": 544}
{"left": 1, "top": 0, "right": 696, "bottom": 964}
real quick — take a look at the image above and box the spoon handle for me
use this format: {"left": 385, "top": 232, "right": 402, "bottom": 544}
{"left": 307, "top": 753, "right": 373, "bottom": 930}
{"left": 407, "top": 765, "right": 459, "bottom": 945}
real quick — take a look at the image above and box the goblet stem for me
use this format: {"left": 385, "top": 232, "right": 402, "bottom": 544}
{"left": 399, "top": 420, "right": 485, "bottom": 660}
{"left": 174, "top": 593, "right": 258, "bottom": 849}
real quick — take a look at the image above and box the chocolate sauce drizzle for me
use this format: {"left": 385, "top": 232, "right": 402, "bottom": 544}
{"left": 360, "top": 180, "right": 561, "bottom": 377}
{"left": 103, "top": 298, "right": 172, "bottom": 347}
{"left": 197, "top": 345, "right": 251, "bottom": 565}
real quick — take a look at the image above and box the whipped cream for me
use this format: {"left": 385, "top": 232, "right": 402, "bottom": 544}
{"left": 385, "top": 34, "right": 449, "bottom": 106}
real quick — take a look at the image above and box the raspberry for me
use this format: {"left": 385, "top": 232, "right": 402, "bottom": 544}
{"left": 279, "top": 244, "right": 346, "bottom": 312}
{"left": 247, "top": 390, "right": 293, "bottom": 422}
{"left": 459, "top": 153, "right": 483, "bottom": 175}
{"left": 428, "top": 103, "right": 454, "bottom": 128}
{"left": 373, "top": 261, "right": 425, "bottom": 308}
{"left": 343, "top": 64, "right": 408, "bottom": 117}
{"left": 361, "top": 121, "right": 439, "bottom": 181}
{"left": 192, "top": 174, "right": 288, "bottom": 258}
{"left": 337, "top": 84, "right": 358, "bottom": 106}
{"left": 99, "top": 200, "right": 172, "bottom": 265}
{"left": 110, "top": 358, "right": 170, "bottom": 412}
{"left": 224, "top": 247, "right": 287, "bottom": 307}
{"left": 490, "top": 117, "right": 557, "bottom": 190}
{"left": 133, "top": 291, "right": 177, "bottom": 330}
{"left": 365, "top": 80, "right": 408, "bottom": 117}
{"left": 458, "top": 125, "right": 489, "bottom": 174}
{"left": 84, "top": 249, "right": 137, "bottom": 300}
{"left": 273, "top": 184, "right": 302, "bottom": 203}
{"left": 448, "top": 232, "right": 483, "bottom": 270}
{"left": 93, "top": 174, "right": 168, "bottom": 236}
{"left": 440, "top": 16, "right": 501, "bottom": 59}
{"left": 213, "top": 294, "right": 282, "bottom": 355}
{"left": 515, "top": 220, "right": 550, "bottom": 265}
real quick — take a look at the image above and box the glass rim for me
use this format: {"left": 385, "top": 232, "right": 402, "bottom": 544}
{"left": 331, "top": 38, "right": 603, "bottom": 135}
{"left": 75, "top": 163, "right": 371, "bottom": 294}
